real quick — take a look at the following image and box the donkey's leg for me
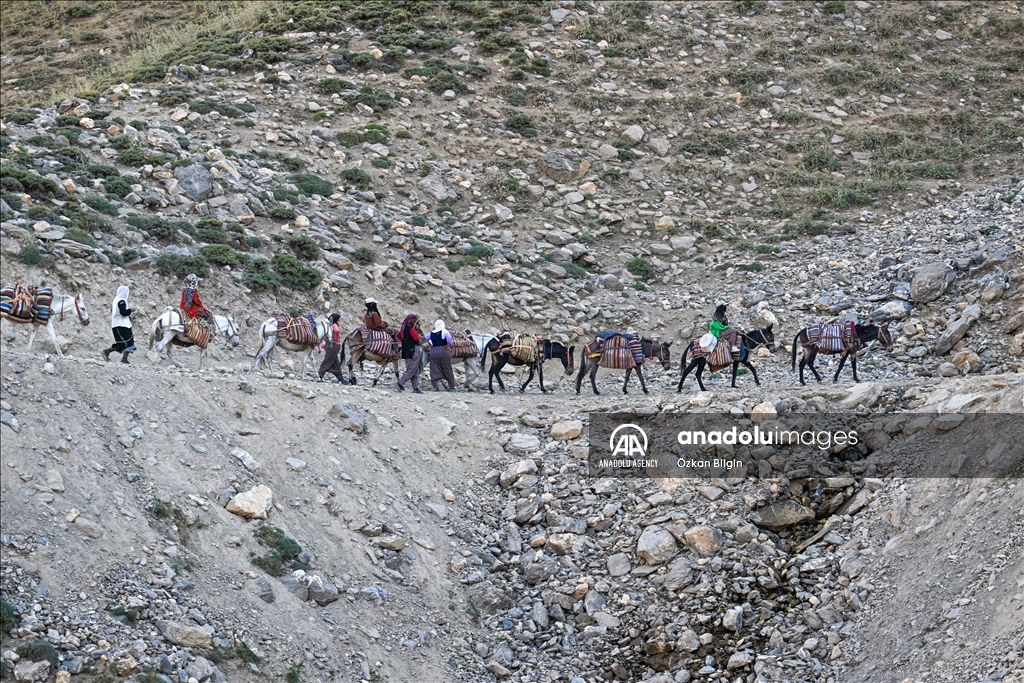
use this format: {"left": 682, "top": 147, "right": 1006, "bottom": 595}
{"left": 636, "top": 365, "right": 648, "bottom": 395}
{"left": 849, "top": 352, "right": 859, "bottom": 382}
{"left": 537, "top": 362, "right": 546, "bottom": 393}
{"left": 26, "top": 325, "right": 37, "bottom": 353}
{"left": 46, "top": 321, "right": 64, "bottom": 357}
{"left": 832, "top": 351, "right": 848, "bottom": 382}
{"left": 574, "top": 358, "right": 587, "bottom": 394}
{"left": 520, "top": 364, "right": 535, "bottom": 393}
{"left": 622, "top": 367, "right": 632, "bottom": 394}
{"left": 745, "top": 361, "right": 761, "bottom": 386}
{"left": 488, "top": 357, "right": 501, "bottom": 394}
{"left": 695, "top": 362, "right": 708, "bottom": 392}
{"left": 806, "top": 349, "right": 822, "bottom": 383}
{"left": 677, "top": 360, "right": 691, "bottom": 392}
{"left": 253, "top": 338, "right": 275, "bottom": 374}
{"left": 589, "top": 363, "right": 600, "bottom": 395}
{"left": 731, "top": 362, "right": 739, "bottom": 387}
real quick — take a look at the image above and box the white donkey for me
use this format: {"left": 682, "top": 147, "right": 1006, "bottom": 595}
{"left": 148, "top": 308, "right": 239, "bottom": 370}
{"left": 416, "top": 331, "right": 489, "bottom": 389}
{"left": 251, "top": 316, "right": 329, "bottom": 378}
{"left": 0, "top": 289, "right": 90, "bottom": 357}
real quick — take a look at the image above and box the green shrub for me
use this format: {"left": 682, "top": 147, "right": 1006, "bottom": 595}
{"left": 270, "top": 206, "right": 296, "bottom": 220}
{"left": 118, "top": 147, "right": 145, "bottom": 166}
{"left": 287, "top": 173, "right": 332, "bottom": 197}
{"left": 428, "top": 72, "right": 468, "bottom": 94}
{"left": 395, "top": 129, "right": 412, "bottom": 139}
{"left": 0, "top": 600, "right": 17, "bottom": 633}
{"left": 466, "top": 243, "right": 493, "bottom": 259}
{"left": 251, "top": 526, "right": 305, "bottom": 576}
{"left": 18, "top": 243, "right": 41, "bottom": 265}
{"left": 2, "top": 193, "right": 24, "bottom": 211}
{"left": 196, "top": 225, "right": 227, "bottom": 244}
{"left": 155, "top": 253, "right": 209, "bottom": 278}
{"left": 505, "top": 112, "right": 538, "bottom": 137}
{"left": 371, "top": 156, "right": 391, "bottom": 168}
{"left": 245, "top": 258, "right": 280, "bottom": 290}
{"left": 0, "top": 166, "right": 64, "bottom": 199}
{"left": 104, "top": 176, "right": 132, "bottom": 198}
{"left": 245, "top": 235, "right": 263, "bottom": 248}
{"left": 287, "top": 234, "right": 320, "bottom": 261}
{"left": 626, "top": 257, "right": 655, "bottom": 281}
{"left": 83, "top": 194, "right": 119, "bottom": 216}
{"left": 316, "top": 77, "right": 356, "bottom": 95}
{"left": 410, "top": 214, "right": 427, "bottom": 227}
{"left": 199, "top": 244, "right": 239, "bottom": 265}
{"left": 235, "top": 644, "right": 261, "bottom": 664}
{"left": 272, "top": 253, "right": 321, "bottom": 290}
{"left": 286, "top": 665, "right": 301, "bottom": 683}
{"left": 801, "top": 139, "right": 840, "bottom": 172}
{"left": 86, "top": 164, "right": 120, "bottom": 179}
{"left": 15, "top": 640, "right": 59, "bottom": 669}
{"left": 445, "top": 258, "right": 463, "bottom": 272}
{"left": 563, "top": 262, "right": 588, "bottom": 278}
{"left": 341, "top": 167, "right": 372, "bottom": 189}
{"left": 109, "top": 134, "right": 135, "bottom": 150}
{"left": 352, "top": 246, "right": 376, "bottom": 265}
{"left": 65, "top": 228, "right": 97, "bottom": 247}
{"left": 3, "top": 111, "right": 36, "bottom": 125}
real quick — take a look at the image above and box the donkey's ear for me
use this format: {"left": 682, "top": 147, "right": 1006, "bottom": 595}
{"left": 664, "top": 341, "right": 672, "bottom": 348}
{"left": 767, "top": 323, "right": 773, "bottom": 330}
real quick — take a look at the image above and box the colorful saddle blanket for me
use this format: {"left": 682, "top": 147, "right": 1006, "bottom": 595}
{"left": 183, "top": 318, "right": 211, "bottom": 349}
{"left": 0, "top": 284, "right": 53, "bottom": 324}
{"left": 509, "top": 333, "right": 538, "bottom": 363}
{"left": 363, "top": 328, "right": 398, "bottom": 357}
{"left": 449, "top": 331, "right": 476, "bottom": 358}
{"left": 274, "top": 314, "right": 319, "bottom": 348}
{"left": 598, "top": 334, "right": 636, "bottom": 370}
{"left": 807, "top": 322, "right": 854, "bottom": 353}
{"left": 692, "top": 341, "right": 740, "bottom": 369}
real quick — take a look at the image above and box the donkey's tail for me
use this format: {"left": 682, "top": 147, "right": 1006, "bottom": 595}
{"left": 790, "top": 332, "right": 801, "bottom": 371}
{"left": 681, "top": 341, "right": 693, "bottom": 369}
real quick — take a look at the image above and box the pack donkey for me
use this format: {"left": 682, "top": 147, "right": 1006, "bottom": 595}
{"left": 791, "top": 322, "right": 893, "bottom": 385}
{"left": 677, "top": 326, "right": 775, "bottom": 391}
{"left": 576, "top": 335, "right": 672, "bottom": 395}
{"left": 482, "top": 333, "right": 575, "bottom": 394}
{"left": 0, "top": 285, "right": 89, "bottom": 356}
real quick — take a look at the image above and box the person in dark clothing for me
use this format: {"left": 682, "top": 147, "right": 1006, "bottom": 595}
{"left": 102, "top": 285, "right": 136, "bottom": 364}
{"left": 319, "top": 313, "right": 346, "bottom": 383}
{"left": 428, "top": 319, "right": 457, "bottom": 391}
{"left": 363, "top": 298, "right": 389, "bottom": 331}
{"left": 395, "top": 313, "right": 424, "bottom": 393}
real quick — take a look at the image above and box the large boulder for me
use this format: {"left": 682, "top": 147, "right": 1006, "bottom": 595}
{"left": 550, "top": 420, "right": 583, "bottom": 440}
{"left": 910, "top": 262, "right": 955, "bottom": 303}
{"left": 174, "top": 163, "right": 215, "bottom": 201}
{"left": 535, "top": 149, "right": 591, "bottom": 183}
{"left": 156, "top": 620, "right": 214, "bottom": 648}
{"left": 682, "top": 524, "right": 724, "bottom": 557}
{"left": 329, "top": 404, "right": 366, "bottom": 433}
{"left": 636, "top": 526, "right": 678, "bottom": 565}
{"left": 305, "top": 574, "right": 340, "bottom": 605}
{"left": 225, "top": 485, "right": 273, "bottom": 519}
{"left": 749, "top": 501, "right": 814, "bottom": 531}
{"left": 417, "top": 173, "right": 458, "bottom": 202}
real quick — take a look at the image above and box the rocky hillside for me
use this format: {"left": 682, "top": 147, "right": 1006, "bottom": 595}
{"left": 1, "top": 2, "right": 1023, "bottom": 683}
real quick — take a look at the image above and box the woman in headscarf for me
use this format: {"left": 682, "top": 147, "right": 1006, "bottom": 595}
{"left": 319, "top": 313, "right": 346, "bottom": 383}
{"left": 427, "top": 319, "right": 457, "bottom": 391}
{"left": 395, "top": 314, "right": 424, "bottom": 393}
{"left": 709, "top": 303, "right": 739, "bottom": 352}
{"left": 363, "top": 298, "right": 389, "bottom": 331}
{"left": 102, "top": 285, "right": 136, "bottom": 364}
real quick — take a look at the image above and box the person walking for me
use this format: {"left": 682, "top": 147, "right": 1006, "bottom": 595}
{"left": 428, "top": 319, "right": 457, "bottom": 392}
{"left": 319, "top": 313, "right": 346, "bottom": 383}
{"left": 102, "top": 285, "right": 136, "bottom": 364}
{"left": 395, "top": 314, "right": 424, "bottom": 393}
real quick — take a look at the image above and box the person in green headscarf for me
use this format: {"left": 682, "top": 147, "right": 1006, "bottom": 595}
{"left": 710, "top": 303, "right": 740, "bottom": 352}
